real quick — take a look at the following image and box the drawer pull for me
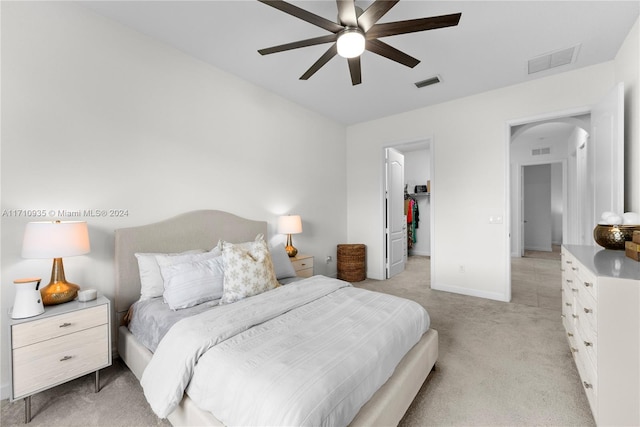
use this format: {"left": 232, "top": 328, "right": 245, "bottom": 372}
{"left": 565, "top": 260, "right": 573, "bottom": 264}
{"left": 565, "top": 302, "right": 572, "bottom": 307}
{"left": 572, "top": 267, "right": 578, "bottom": 271}
{"left": 300, "top": 263, "right": 307, "bottom": 266}
{"left": 566, "top": 279, "right": 573, "bottom": 284}
{"left": 583, "top": 308, "right": 593, "bottom": 314}
{"left": 59, "top": 322, "right": 72, "bottom": 328}
{"left": 583, "top": 282, "right": 593, "bottom": 288}
{"left": 583, "top": 381, "right": 593, "bottom": 389}
{"left": 59, "top": 355, "right": 73, "bottom": 362}
{"left": 572, "top": 314, "right": 579, "bottom": 319}
{"left": 560, "top": 314, "right": 566, "bottom": 319}
{"left": 571, "top": 288, "right": 578, "bottom": 293}
{"left": 584, "top": 341, "right": 593, "bottom": 347}
{"left": 571, "top": 347, "right": 579, "bottom": 353}
{"left": 567, "top": 332, "right": 574, "bottom": 337}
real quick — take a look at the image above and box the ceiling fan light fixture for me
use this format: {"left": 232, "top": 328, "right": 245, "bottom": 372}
{"left": 337, "top": 27, "right": 365, "bottom": 58}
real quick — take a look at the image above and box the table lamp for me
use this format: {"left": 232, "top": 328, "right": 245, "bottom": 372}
{"left": 277, "top": 215, "right": 302, "bottom": 257}
{"left": 22, "top": 220, "right": 91, "bottom": 305}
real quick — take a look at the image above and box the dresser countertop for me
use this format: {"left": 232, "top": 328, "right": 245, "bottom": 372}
{"left": 563, "top": 244, "right": 640, "bottom": 280}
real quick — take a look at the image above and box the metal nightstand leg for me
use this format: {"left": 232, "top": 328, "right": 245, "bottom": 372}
{"left": 95, "top": 370, "right": 100, "bottom": 393}
{"left": 24, "top": 396, "right": 31, "bottom": 423}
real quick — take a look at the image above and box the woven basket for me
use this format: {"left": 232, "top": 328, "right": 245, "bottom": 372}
{"left": 337, "top": 244, "right": 366, "bottom": 282}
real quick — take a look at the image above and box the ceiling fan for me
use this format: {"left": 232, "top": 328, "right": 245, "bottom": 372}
{"left": 257, "top": 0, "right": 462, "bottom": 86}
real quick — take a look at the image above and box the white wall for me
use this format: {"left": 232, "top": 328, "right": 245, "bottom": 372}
{"left": 551, "top": 162, "right": 563, "bottom": 245}
{"left": 0, "top": 2, "right": 347, "bottom": 398}
{"left": 346, "top": 62, "right": 619, "bottom": 300}
{"left": 615, "top": 18, "right": 640, "bottom": 213}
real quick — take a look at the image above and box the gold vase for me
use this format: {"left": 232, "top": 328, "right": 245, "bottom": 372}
{"left": 40, "top": 258, "right": 80, "bottom": 305}
{"left": 593, "top": 224, "right": 639, "bottom": 250}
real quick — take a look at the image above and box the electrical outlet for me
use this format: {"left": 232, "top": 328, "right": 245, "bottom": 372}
{"left": 489, "top": 215, "right": 503, "bottom": 224}
{"left": 326, "top": 255, "right": 332, "bottom": 263}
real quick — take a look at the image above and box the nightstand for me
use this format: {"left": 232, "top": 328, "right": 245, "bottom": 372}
{"left": 8, "top": 296, "right": 112, "bottom": 423}
{"left": 291, "top": 254, "right": 314, "bottom": 278}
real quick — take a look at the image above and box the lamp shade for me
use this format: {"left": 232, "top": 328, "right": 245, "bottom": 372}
{"left": 22, "top": 221, "right": 90, "bottom": 259}
{"left": 277, "top": 215, "right": 302, "bottom": 235}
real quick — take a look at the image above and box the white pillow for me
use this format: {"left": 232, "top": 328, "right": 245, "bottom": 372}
{"left": 135, "top": 249, "right": 216, "bottom": 300}
{"left": 220, "top": 236, "right": 279, "bottom": 304}
{"left": 160, "top": 257, "right": 225, "bottom": 310}
{"left": 270, "top": 243, "right": 297, "bottom": 280}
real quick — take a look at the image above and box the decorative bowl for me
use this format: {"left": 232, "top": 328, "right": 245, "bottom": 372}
{"left": 593, "top": 224, "right": 639, "bottom": 250}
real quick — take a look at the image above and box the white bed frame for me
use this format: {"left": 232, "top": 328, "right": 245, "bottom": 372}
{"left": 114, "top": 210, "right": 438, "bottom": 426}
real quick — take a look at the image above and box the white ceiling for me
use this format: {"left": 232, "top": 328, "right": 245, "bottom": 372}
{"left": 82, "top": 1, "right": 639, "bottom": 125}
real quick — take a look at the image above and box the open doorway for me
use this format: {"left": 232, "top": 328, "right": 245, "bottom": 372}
{"left": 510, "top": 117, "right": 588, "bottom": 258}
{"left": 383, "top": 138, "right": 433, "bottom": 282}
{"left": 522, "top": 162, "right": 563, "bottom": 259}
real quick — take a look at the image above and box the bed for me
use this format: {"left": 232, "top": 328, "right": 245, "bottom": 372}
{"left": 115, "top": 210, "right": 438, "bottom": 426}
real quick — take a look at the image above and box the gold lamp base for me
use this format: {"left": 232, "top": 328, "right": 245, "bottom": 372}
{"left": 285, "top": 234, "right": 298, "bottom": 257}
{"left": 41, "top": 258, "right": 80, "bottom": 306}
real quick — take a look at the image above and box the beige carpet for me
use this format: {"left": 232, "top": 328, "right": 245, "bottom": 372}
{"left": 359, "top": 256, "right": 593, "bottom": 427}
{"left": 1, "top": 256, "right": 594, "bottom": 426}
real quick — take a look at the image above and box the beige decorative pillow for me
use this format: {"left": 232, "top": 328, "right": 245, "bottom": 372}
{"left": 220, "top": 236, "right": 279, "bottom": 304}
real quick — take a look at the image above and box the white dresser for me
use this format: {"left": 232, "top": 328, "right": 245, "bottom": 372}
{"left": 561, "top": 245, "right": 640, "bottom": 426}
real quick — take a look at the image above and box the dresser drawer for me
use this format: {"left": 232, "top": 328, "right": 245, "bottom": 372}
{"left": 569, "top": 258, "right": 598, "bottom": 300}
{"left": 574, "top": 292, "right": 597, "bottom": 337}
{"left": 573, "top": 342, "right": 598, "bottom": 416}
{"left": 12, "top": 324, "right": 109, "bottom": 398}
{"left": 574, "top": 314, "right": 597, "bottom": 365}
{"left": 12, "top": 305, "right": 108, "bottom": 349}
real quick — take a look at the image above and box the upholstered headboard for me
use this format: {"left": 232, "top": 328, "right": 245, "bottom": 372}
{"left": 114, "top": 210, "right": 267, "bottom": 315}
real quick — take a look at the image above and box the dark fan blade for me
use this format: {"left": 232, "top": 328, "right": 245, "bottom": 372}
{"left": 348, "top": 57, "right": 362, "bottom": 85}
{"left": 259, "top": 34, "right": 337, "bottom": 55}
{"left": 367, "top": 13, "right": 462, "bottom": 39}
{"left": 300, "top": 44, "right": 338, "bottom": 80}
{"left": 258, "top": 0, "right": 344, "bottom": 33}
{"left": 358, "top": 0, "right": 399, "bottom": 33}
{"left": 366, "top": 39, "right": 420, "bottom": 68}
{"left": 337, "top": 0, "right": 357, "bottom": 27}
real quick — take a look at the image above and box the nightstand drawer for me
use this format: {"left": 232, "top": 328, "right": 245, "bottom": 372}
{"left": 291, "top": 255, "right": 314, "bottom": 278}
{"left": 12, "top": 305, "right": 108, "bottom": 349}
{"left": 291, "top": 255, "right": 313, "bottom": 277}
{"left": 12, "top": 324, "right": 109, "bottom": 398}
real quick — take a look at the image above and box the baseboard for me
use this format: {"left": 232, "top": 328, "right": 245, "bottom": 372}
{"left": 431, "top": 282, "right": 509, "bottom": 302}
{"left": 409, "top": 250, "right": 430, "bottom": 257}
{"left": 524, "top": 245, "right": 552, "bottom": 252}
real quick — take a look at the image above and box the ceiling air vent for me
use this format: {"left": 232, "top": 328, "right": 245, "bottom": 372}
{"left": 528, "top": 45, "right": 580, "bottom": 75}
{"left": 415, "top": 75, "right": 441, "bottom": 88}
{"left": 532, "top": 147, "right": 551, "bottom": 156}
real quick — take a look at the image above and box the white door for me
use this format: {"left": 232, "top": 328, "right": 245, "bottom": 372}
{"left": 385, "top": 148, "right": 405, "bottom": 278}
{"left": 590, "top": 82, "right": 624, "bottom": 226}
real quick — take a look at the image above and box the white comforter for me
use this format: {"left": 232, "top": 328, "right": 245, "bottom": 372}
{"left": 141, "top": 276, "right": 430, "bottom": 426}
